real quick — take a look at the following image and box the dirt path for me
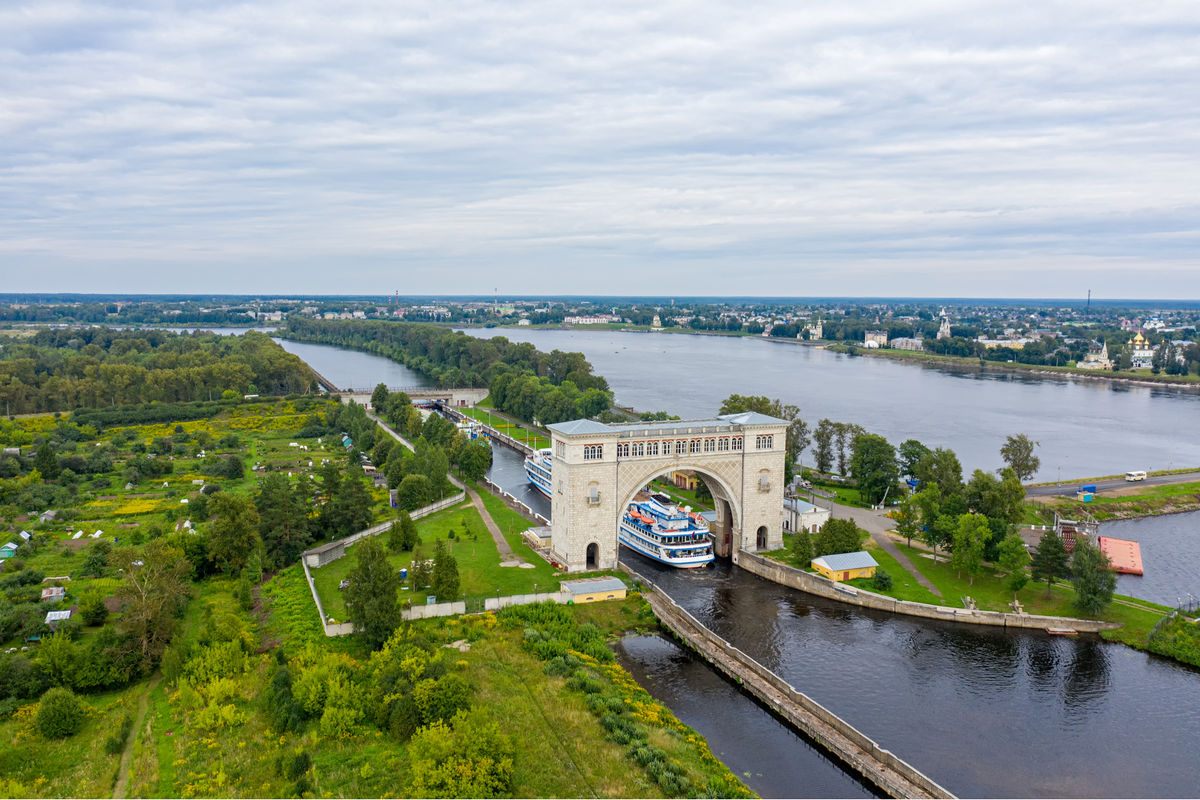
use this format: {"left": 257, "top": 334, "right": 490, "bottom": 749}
{"left": 112, "top": 674, "right": 160, "bottom": 799}
{"left": 465, "top": 484, "right": 528, "bottom": 565}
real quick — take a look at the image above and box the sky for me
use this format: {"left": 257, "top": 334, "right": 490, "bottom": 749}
{"left": 2, "top": 1, "right": 1199, "bottom": 298}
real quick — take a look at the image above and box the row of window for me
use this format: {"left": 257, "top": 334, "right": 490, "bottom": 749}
{"left": 581, "top": 435, "right": 772, "bottom": 460}
{"left": 610, "top": 437, "right": 748, "bottom": 458}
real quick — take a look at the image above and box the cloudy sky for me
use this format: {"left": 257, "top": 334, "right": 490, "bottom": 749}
{"left": 3, "top": 1, "right": 1199, "bottom": 297}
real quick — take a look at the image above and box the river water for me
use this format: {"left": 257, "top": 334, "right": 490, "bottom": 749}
{"left": 460, "top": 328, "right": 1200, "bottom": 483}
{"left": 274, "top": 330, "right": 1200, "bottom": 798}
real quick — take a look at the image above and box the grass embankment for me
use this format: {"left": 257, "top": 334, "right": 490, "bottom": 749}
{"left": 1037, "top": 481, "right": 1200, "bottom": 520}
{"left": 765, "top": 532, "right": 1168, "bottom": 651}
{"left": 459, "top": 405, "right": 550, "bottom": 450}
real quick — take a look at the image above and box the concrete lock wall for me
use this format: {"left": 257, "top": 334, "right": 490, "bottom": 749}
{"left": 626, "top": 572, "right": 954, "bottom": 799}
{"left": 737, "top": 551, "right": 1122, "bottom": 633}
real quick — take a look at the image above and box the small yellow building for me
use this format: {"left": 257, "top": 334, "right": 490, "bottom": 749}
{"left": 812, "top": 551, "right": 879, "bottom": 582}
{"left": 561, "top": 577, "right": 628, "bottom": 604}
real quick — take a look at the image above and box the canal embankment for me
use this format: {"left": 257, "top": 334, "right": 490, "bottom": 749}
{"left": 626, "top": 567, "right": 955, "bottom": 799}
{"left": 739, "top": 550, "right": 1121, "bottom": 634}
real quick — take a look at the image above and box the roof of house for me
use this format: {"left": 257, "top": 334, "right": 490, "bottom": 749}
{"left": 561, "top": 577, "right": 627, "bottom": 595}
{"left": 305, "top": 540, "right": 346, "bottom": 556}
{"left": 812, "top": 551, "right": 879, "bottom": 572}
{"left": 784, "top": 498, "right": 823, "bottom": 514}
{"left": 45, "top": 610, "right": 72, "bottom": 623}
{"left": 41, "top": 587, "right": 65, "bottom": 599}
{"left": 1, "top": 542, "right": 18, "bottom": 552}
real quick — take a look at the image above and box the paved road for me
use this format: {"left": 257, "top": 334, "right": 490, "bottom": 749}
{"left": 1024, "top": 469, "right": 1200, "bottom": 497}
{"left": 830, "top": 501, "right": 943, "bottom": 598}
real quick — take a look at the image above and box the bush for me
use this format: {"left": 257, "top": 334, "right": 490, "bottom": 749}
{"left": 872, "top": 569, "right": 893, "bottom": 591}
{"left": 36, "top": 687, "right": 84, "bottom": 738}
{"left": 104, "top": 714, "right": 134, "bottom": 755}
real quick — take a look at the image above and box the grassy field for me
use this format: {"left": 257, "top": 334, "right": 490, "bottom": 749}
{"left": 310, "top": 501, "right": 569, "bottom": 619}
{"left": 0, "top": 399, "right": 396, "bottom": 651}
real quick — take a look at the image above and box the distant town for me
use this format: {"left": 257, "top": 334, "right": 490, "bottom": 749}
{"left": 3, "top": 294, "right": 1198, "bottom": 378}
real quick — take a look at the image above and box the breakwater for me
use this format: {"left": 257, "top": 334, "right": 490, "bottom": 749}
{"left": 627, "top": 568, "right": 955, "bottom": 799}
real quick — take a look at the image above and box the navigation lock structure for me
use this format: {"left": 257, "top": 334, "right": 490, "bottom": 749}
{"left": 544, "top": 412, "right": 788, "bottom": 572}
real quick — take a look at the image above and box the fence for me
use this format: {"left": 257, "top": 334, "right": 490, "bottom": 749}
{"left": 483, "top": 477, "right": 551, "bottom": 527}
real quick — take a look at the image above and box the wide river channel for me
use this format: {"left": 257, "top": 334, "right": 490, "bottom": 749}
{"left": 273, "top": 333, "right": 1200, "bottom": 798}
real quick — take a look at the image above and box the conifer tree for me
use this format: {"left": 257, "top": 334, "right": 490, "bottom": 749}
{"left": 1031, "top": 530, "right": 1070, "bottom": 597}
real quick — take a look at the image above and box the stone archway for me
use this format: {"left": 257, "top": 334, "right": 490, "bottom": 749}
{"left": 586, "top": 542, "right": 599, "bottom": 570}
{"left": 546, "top": 413, "right": 787, "bottom": 572}
{"left": 615, "top": 464, "right": 745, "bottom": 562}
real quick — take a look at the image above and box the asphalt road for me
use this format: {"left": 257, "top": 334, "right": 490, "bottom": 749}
{"left": 1024, "top": 470, "right": 1200, "bottom": 498}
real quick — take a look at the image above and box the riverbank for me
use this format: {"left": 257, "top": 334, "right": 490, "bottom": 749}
{"left": 826, "top": 343, "right": 1200, "bottom": 391}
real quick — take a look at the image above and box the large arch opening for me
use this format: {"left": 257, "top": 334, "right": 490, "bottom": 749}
{"left": 616, "top": 464, "right": 743, "bottom": 565}
{"left": 755, "top": 525, "right": 768, "bottom": 550}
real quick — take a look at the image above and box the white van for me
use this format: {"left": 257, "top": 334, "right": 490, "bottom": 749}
{"left": 1125, "top": 470, "right": 1147, "bottom": 482}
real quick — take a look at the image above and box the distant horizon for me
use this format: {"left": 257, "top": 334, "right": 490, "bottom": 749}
{"left": 2, "top": 292, "right": 1200, "bottom": 309}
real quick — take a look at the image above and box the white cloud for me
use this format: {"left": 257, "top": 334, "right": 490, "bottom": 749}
{"left": 1, "top": 0, "right": 1198, "bottom": 296}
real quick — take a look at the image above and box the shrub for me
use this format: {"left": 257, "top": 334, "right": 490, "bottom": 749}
{"left": 36, "top": 687, "right": 84, "bottom": 738}
{"left": 872, "top": 569, "right": 893, "bottom": 591}
{"left": 104, "top": 714, "right": 134, "bottom": 755}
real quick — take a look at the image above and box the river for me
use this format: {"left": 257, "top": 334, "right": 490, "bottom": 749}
{"left": 459, "top": 328, "right": 1200, "bottom": 483}
{"left": 274, "top": 330, "right": 1200, "bottom": 798}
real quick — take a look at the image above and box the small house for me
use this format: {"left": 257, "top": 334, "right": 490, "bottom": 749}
{"left": 45, "top": 609, "right": 72, "bottom": 631}
{"left": 812, "top": 551, "right": 879, "bottom": 582}
{"left": 19, "top": 531, "right": 32, "bottom": 541}
{"left": 561, "top": 577, "right": 627, "bottom": 604}
{"left": 41, "top": 586, "right": 66, "bottom": 603}
{"left": 0, "top": 542, "right": 18, "bottom": 559}
{"left": 304, "top": 540, "right": 346, "bottom": 568}
{"left": 39, "top": 510, "right": 57, "bottom": 523}
{"left": 783, "top": 498, "right": 830, "bottom": 534}
{"left": 371, "top": 472, "right": 388, "bottom": 488}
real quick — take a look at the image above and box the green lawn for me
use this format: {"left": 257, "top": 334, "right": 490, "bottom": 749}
{"left": 846, "top": 540, "right": 942, "bottom": 605}
{"left": 459, "top": 406, "right": 550, "bottom": 450}
{"left": 311, "top": 501, "right": 566, "bottom": 620}
{"left": 889, "top": 542, "right": 1169, "bottom": 646}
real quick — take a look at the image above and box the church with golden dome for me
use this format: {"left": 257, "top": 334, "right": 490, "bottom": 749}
{"left": 1129, "top": 331, "right": 1154, "bottom": 369}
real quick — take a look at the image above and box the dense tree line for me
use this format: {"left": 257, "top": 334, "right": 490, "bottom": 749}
{"left": 281, "top": 320, "right": 614, "bottom": 425}
{"left": 0, "top": 329, "right": 315, "bottom": 414}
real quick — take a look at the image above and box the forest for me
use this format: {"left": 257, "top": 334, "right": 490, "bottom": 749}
{"left": 0, "top": 329, "right": 316, "bottom": 414}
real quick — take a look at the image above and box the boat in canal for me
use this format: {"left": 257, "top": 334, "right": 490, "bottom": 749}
{"left": 523, "top": 447, "right": 552, "bottom": 497}
{"left": 619, "top": 496, "right": 714, "bottom": 568}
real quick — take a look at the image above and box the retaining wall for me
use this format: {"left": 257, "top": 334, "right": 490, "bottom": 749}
{"left": 738, "top": 551, "right": 1122, "bottom": 633}
{"left": 623, "top": 568, "right": 954, "bottom": 799}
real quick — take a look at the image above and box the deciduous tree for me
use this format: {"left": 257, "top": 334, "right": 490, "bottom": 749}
{"left": 1000, "top": 434, "right": 1041, "bottom": 483}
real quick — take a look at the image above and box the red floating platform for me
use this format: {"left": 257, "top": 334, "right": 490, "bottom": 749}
{"left": 1097, "top": 536, "right": 1143, "bottom": 576}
